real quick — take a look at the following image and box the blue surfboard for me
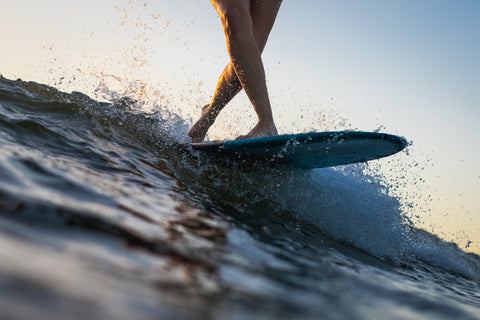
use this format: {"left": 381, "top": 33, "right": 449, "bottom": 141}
{"left": 191, "top": 131, "right": 407, "bottom": 169}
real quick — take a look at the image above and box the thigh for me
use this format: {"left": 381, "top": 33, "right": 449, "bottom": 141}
{"left": 250, "top": 0, "right": 282, "bottom": 51}
{"left": 211, "top": 0, "right": 250, "bottom": 16}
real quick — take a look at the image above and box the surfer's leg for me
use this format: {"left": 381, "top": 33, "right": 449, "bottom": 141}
{"left": 188, "top": 0, "right": 281, "bottom": 142}
{"left": 187, "top": 64, "right": 242, "bottom": 143}
{"left": 213, "top": 0, "right": 279, "bottom": 140}
{"left": 235, "top": 0, "right": 281, "bottom": 139}
{"left": 195, "top": 0, "right": 281, "bottom": 123}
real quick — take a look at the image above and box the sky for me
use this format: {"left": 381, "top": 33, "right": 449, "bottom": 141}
{"left": 1, "top": 0, "right": 479, "bottom": 253}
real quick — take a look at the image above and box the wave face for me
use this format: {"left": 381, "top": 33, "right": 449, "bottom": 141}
{"left": 0, "top": 76, "right": 479, "bottom": 320}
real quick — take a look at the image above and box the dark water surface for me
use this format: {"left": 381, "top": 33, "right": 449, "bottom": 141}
{"left": 0, "top": 75, "right": 479, "bottom": 320}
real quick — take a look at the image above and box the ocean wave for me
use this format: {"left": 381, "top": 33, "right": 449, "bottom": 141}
{"left": 0, "top": 75, "right": 478, "bottom": 285}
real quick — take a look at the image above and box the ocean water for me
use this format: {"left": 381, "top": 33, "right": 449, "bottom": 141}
{"left": 0, "top": 74, "right": 479, "bottom": 320}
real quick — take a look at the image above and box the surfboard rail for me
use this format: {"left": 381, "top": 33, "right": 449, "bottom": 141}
{"left": 191, "top": 131, "right": 408, "bottom": 169}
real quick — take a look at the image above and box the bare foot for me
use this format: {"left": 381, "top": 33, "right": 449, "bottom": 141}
{"left": 188, "top": 104, "right": 217, "bottom": 143}
{"left": 236, "top": 120, "right": 278, "bottom": 140}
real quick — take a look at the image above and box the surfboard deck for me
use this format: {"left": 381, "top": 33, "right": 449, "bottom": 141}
{"left": 191, "top": 131, "right": 407, "bottom": 169}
